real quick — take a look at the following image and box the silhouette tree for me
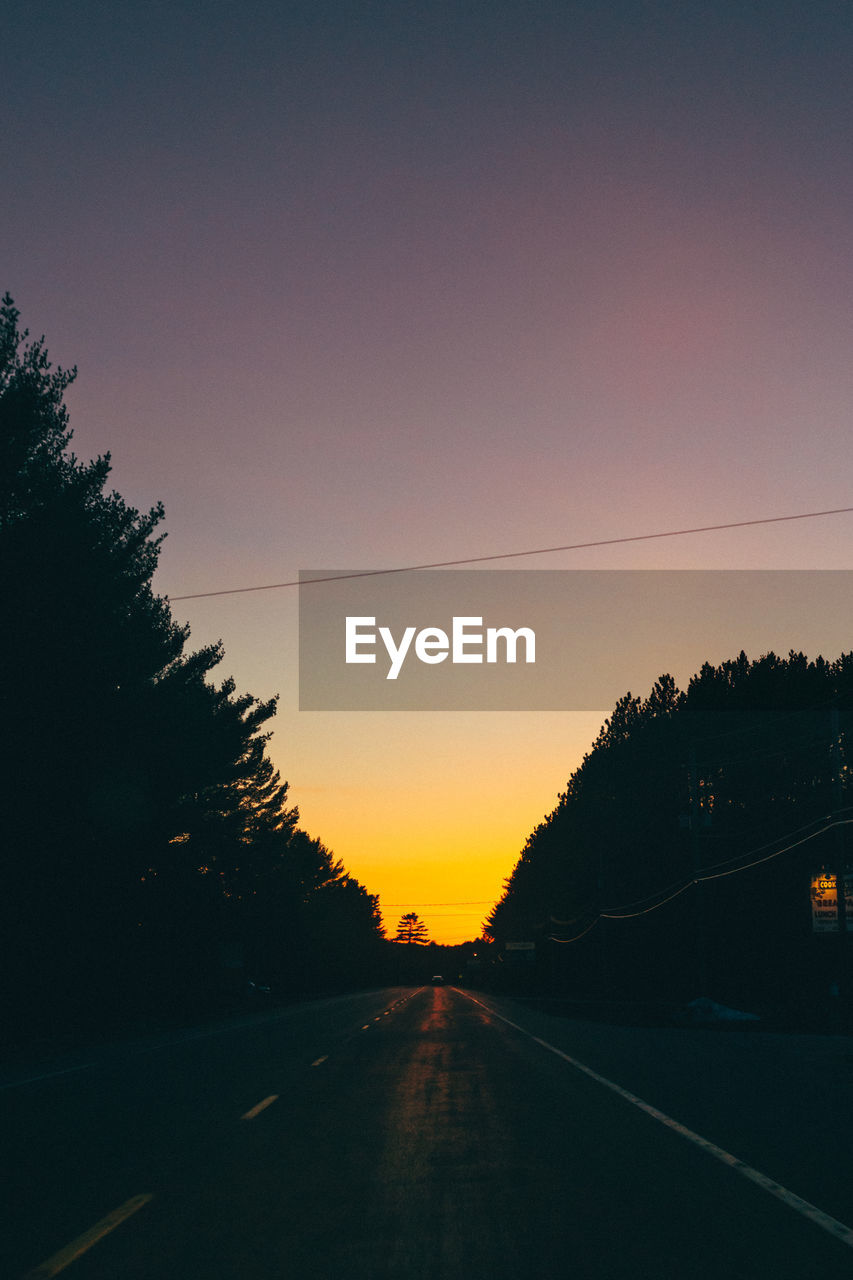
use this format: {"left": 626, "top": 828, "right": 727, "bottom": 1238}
{"left": 0, "top": 295, "right": 382, "bottom": 1029}
{"left": 0, "top": 295, "right": 393, "bottom": 1036}
{"left": 487, "top": 649, "right": 853, "bottom": 1012}
{"left": 395, "top": 912, "right": 429, "bottom": 945}
{"left": 0, "top": 293, "right": 203, "bottom": 1019}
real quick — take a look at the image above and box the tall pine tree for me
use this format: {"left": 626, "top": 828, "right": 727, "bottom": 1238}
{"left": 0, "top": 296, "right": 284, "bottom": 1029}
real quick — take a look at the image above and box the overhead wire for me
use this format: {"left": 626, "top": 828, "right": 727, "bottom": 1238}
{"left": 601, "top": 874, "right": 696, "bottom": 915}
{"left": 698, "top": 818, "right": 853, "bottom": 883}
{"left": 545, "top": 813, "right": 853, "bottom": 939}
{"left": 601, "top": 880, "right": 696, "bottom": 921}
{"left": 548, "top": 916, "right": 601, "bottom": 944}
{"left": 696, "top": 809, "right": 850, "bottom": 874}
{"left": 168, "top": 505, "right": 853, "bottom": 601}
{"left": 166, "top": 504, "right": 853, "bottom": 941}
{"left": 382, "top": 899, "right": 494, "bottom": 906}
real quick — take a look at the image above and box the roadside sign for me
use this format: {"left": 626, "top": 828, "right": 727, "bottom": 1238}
{"left": 810, "top": 871, "right": 853, "bottom": 933}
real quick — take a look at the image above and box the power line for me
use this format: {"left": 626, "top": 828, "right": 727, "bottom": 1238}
{"left": 601, "top": 875, "right": 694, "bottom": 916}
{"left": 168, "top": 506, "right": 853, "bottom": 601}
{"left": 601, "top": 880, "right": 695, "bottom": 921}
{"left": 546, "top": 815, "right": 853, "bottom": 938}
{"left": 548, "top": 916, "right": 600, "bottom": 944}
{"left": 697, "top": 810, "right": 846, "bottom": 874}
{"left": 402, "top": 911, "right": 490, "bottom": 918}
{"left": 698, "top": 818, "right": 853, "bottom": 883}
{"left": 549, "top": 905, "right": 597, "bottom": 926}
{"left": 383, "top": 899, "right": 494, "bottom": 907}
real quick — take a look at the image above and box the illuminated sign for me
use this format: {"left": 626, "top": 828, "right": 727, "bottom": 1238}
{"left": 810, "top": 870, "right": 853, "bottom": 933}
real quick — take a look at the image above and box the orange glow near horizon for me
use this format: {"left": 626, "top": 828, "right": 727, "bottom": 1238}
{"left": 279, "top": 711, "right": 606, "bottom": 944}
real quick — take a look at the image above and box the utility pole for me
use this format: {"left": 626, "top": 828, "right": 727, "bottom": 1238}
{"left": 597, "top": 843, "right": 608, "bottom": 1000}
{"left": 830, "top": 707, "right": 848, "bottom": 1016}
{"left": 689, "top": 742, "right": 707, "bottom": 996}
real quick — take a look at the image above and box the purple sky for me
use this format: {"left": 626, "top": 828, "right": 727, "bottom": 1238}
{"left": 5, "top": 1, "right": 853, "bottom": 939}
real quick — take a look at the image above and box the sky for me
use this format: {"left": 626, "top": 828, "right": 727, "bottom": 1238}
{"left": 4, "top": 0, "right": 853, "bottom": 942}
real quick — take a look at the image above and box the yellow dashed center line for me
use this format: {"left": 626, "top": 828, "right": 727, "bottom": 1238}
{"left": 241, "top": 1094, "right": 278, "bottom": 1120}
{"left": 22, "top": 1193, "right": 153, "bottom": 1279}
{"left": 21, "top": 993, "right": 424, "bottom": 1276}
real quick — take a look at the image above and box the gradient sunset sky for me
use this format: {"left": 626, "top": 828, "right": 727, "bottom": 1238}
{"left": 4, "top": 0, "right": 853, "bottom": 941}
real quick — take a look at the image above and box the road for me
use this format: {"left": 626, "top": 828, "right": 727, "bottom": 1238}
{"left": 4, "top": 984, "right": 853, "bottom": 1278}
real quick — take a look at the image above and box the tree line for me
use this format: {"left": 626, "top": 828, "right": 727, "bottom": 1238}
{"left": 486, "top": 654, "right": 853, "bottom": 1023}
{"left": 0, "top": 295, "right": 386, "bottom": 1041}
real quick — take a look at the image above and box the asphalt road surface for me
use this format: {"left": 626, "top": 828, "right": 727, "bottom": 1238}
{"left": 4, "top": 984, "right": 853, "bottom": 1279}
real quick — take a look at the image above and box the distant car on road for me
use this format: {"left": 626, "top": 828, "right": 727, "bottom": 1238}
{"left": 431, "top": 974, "right": 444, "bottom": 985}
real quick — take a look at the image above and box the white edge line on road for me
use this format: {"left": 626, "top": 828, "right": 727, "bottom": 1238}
{"left": 460, "top": 991, "right": 853, "bottom": 1251}
{"left": 22, "top": 1193, "right": 154, "bottom": 1279}
{"left": 0, "top": 1063, "right": 93, "bottom": 1091}
{"left": 241, "top": 1093, "right": 279, "bottom": 1120}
